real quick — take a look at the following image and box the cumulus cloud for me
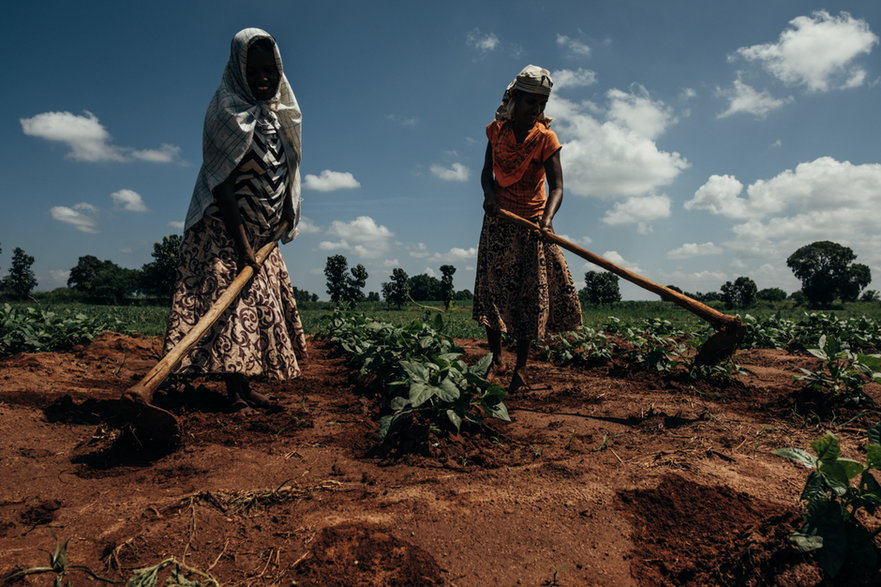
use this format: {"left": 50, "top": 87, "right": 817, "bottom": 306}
{"left": 716, "top": 79, "right": 793, "bottom": 118}
{"left": 111, "top": 189, "right": 148, "bottom": 212}
{"left": 593, "top": 251, "right": 642, "bottom": 275}
{"left": 552, "top": 68, "right": 598, "bottom": 90}
{"left": 296, "top": 216, "right": 322, "bottom": 234}
{"left": 48, "top": 269, "right": 70, "bottom": 287}
{"left": 319, "top": 216, "right": 394, "bottom": 258}
{"left": 20, "top": 111, "right": 181, "bottom": 163}
{"left": 50, "top": 202, "right": 99, "bottom": 233}
{"left": 409, "top": 242, "right": 430, "bottom": 258}
{"left": 466, "top": 29, "right": 499, "bottom": 51}
{"left": 428, "top": 247, "right": 478, "bottom": 263}
{"left": 168, "top": 220, "right": 185, "bottom": 230}
{"left": 732, "top": 10, "right": 878, "bottom": 92}
{"left": 548, "top": 89, "right": 689, "bottom": 199}
{"left": 556, "top": 34, "right": 591, "bottom": 56}
{"left": 602, "top": 194, "right": 671, "bottom": 234}
{"left": 303, "top": 170, "right": 361, "bottom": 192}
{"left": 666, "top": 242, "right": 724, "bottom": 259}
{"left": 430, "top": 162, "right": 470, "bottom": 182}
{"left": 685, "top": 174, "right": 748, "bottom": 217}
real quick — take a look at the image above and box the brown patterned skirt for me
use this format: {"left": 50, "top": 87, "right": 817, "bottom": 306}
{"left": 163, "top": 215, "right": 306, "bottom": 379}
{"left": 473, "top": 214, "right": 583, "bottom": 339}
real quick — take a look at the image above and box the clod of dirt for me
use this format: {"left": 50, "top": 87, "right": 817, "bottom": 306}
{"left": 19, "top": 499, "right": 62, "bottom": 526}
{"left": 292, "top": 523, "right": 445, "bottom": 586}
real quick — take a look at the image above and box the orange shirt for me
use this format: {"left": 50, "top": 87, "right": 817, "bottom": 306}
{"left": 486, "top": 119, "right": 562, "bottom": 219}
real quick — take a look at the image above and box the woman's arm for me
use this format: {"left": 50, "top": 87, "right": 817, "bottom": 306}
{"left": 213, "top": 177, "right": 258, "bottom": 270}
{"left": 481, "top": 142, "right": 500, "bottom": 217}
{"left": 540, "top": 149, "right": 563, "bottom": 233}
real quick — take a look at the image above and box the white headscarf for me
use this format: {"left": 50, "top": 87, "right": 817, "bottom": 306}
{"left": 184, "top": 28, "right": 302, "bottom": 243}
{"left": 495, "top": 65, "right": 554, "bottom": 122}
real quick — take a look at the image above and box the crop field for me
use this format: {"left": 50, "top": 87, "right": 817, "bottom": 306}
{"left": 1, "top": 301, "right": 881, "bottom": 584}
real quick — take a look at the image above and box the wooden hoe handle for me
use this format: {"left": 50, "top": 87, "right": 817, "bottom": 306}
{"left": 125, "top": 233, "right": 283, "bottom": 403}
{"left": 496, "top": 209, "right": 738, "bottom": 329}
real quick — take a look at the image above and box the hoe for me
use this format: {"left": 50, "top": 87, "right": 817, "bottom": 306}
{"left": 115, "top": 234, "right": 285, "bottom": 449}
{"left": 497, "top": 209, "right": 747, "bottom": 365}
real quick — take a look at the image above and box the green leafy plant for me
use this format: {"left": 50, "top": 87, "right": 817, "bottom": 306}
{"left": 2, "top": 530, "right": 117, "bottom": 585}
{"left": 796, "top": 335, "right": 878, "bottom": 405}
{"left": 775, "top": 425, "right": 881, "bottom": 577}
{"left": 0, "top": 303, "right": 125, "bottom": 356}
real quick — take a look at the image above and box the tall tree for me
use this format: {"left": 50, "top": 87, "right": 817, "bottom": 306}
{"left": 3, "top": 247, "right": 38, "bottom": 299}
{"left": 409, "top": 273, "right": 442, "bottom": 301}
{"left": 382, "top": 267, "right": 410, "bottom": 308}
{"left": 579, "top": 271, "right": 621, "bottom": 305}
{"left": 348, "top": 264, "right": 369, "bottom": 303}
{"left": 68, "top": 255, "right": 139, "bottom": 304}
{"left": 324, "top": 255, "right": 350, "bottom": 305}
{"left": 140, "top": 234, "right": 182, "bottom": 300}
{"left": 440, "top": 264, "right": 456, "bottom": 307}
{"left": 787, "top": 241, "right": 871, "bottom": 306}
{"left": 720, "top": 276, "right": 758, "bottom": 308}
{"left": 757, "top": 287, "right": 787, "bottom": 302}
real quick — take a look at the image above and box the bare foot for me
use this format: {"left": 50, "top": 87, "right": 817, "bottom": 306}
{"left": 243, "top": 389, "right": 274, "bottom": 408}
{"left": 508, "top": 369, "right": 529, "bottom": 393}
{"left": 230, "top": 397, "right": 257, "bottom": 415}
{"left": 484, "top": 361, "right": 504, "bottom": 384}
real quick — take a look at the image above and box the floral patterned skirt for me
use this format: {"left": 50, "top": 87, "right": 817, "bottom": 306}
{"left": 163, "top": 215, "right": 306, "bottom": 379}
{"left": 473, "top": 214, "right": 583, "bottom": 340}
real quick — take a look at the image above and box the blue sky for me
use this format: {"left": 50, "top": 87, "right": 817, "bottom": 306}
{"left": 3, "top": 0, "right": 880, "bottom": 300}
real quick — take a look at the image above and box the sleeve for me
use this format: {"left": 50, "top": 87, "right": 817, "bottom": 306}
{"left": 541, "top": 127, "right": 562, "bottom": 162}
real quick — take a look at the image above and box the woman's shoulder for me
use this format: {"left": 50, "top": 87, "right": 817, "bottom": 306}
{"left": 486, "top": 119, "right": 504, "bottom": 138}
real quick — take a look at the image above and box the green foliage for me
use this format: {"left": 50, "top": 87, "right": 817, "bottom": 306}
{"left": 0, "top": 303, "right": 125, "bottom": 356}
{"left": 580, "top": 270, "right": 621, "bottom": 306}
{"left": 440, "top": 264, "right": 456, "bottom": 307}
{"left": 320, "top": 311, "right": 510, "bottom": 441}
{"left": 775, "top": 426, "right": 881, "bottom": 577}
{"left": 2, "top": 247, "right": 38, "bottom": 299}
{"left": 408, "top": 273, "right": 442, "bottom": 301}
{"left": 535, "top": 328, "right": 612, "bottom": 366}
{"left": 139, "top": 234, "right": 182, "bottom": 300}
{"left": 382, "top": 267, "right": 410, "bottom": 308}
{"left": 68, "top": 255, "right": 140, "bottom": 304}
{"left": 720, "top": 276, "right": 757, "bottom": 309}
{"left": 795, "top": 335, "right": 878, "bottom": 405}
{"left": 323, "top": 255, "right": 368, "bottom": 306}
{"left": 757, "top": 287, "right": 788, "bottom": 302}
{"left": 787, "top": 241, "right": 871, "bottom": 307}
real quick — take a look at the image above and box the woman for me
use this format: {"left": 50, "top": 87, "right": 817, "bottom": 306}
{"left": 164, "top": 28, "right": 307, "bottom": 413}
{"left": 473, "top": 65, "right": 583, "bottom": 392}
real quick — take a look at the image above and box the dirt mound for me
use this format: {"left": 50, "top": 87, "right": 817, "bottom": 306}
{"left": 2, "top": 332, "right": 880, "bottom": 584}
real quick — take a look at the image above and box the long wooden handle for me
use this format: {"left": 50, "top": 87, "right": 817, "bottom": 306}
{"left": 125, "top": 235, "right": 282, "bottom": 402}
{"left": 496, "top": 209, "right": 737, "bottom": 328}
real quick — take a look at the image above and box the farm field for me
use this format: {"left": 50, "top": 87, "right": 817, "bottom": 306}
{"left": 2, "top": 309, "right": 881, "bottom": 584}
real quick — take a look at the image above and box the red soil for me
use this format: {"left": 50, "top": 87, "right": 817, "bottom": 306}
{"left": 1, "top": 332, "right": 880, "bottom": 585}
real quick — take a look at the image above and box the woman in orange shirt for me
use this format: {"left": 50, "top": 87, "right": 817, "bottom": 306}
{"left": 474, "top": 65, "right": 582, "bottom": 392}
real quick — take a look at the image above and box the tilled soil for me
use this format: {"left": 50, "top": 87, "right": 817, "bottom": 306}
{"left": 1, "top": 332, "right": 881, "bottom": 585}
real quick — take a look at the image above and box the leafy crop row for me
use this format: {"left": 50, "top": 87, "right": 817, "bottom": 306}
{"left": 742, "top": 312, "right": 881, "bottom": 353}
{"left": 321, "top": 311, "right": 510, "bottom": 440}
{"left": 0, "top": 303, "right": 125, "bottom": 356}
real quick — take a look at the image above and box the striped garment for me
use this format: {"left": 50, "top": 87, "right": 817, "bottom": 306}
{"left": 206, "top": 116, "right": 288, "bottom": 241}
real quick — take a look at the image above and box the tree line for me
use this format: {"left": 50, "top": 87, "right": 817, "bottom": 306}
{"left": 1, "top": 238, "right": 876, "bottom": 309}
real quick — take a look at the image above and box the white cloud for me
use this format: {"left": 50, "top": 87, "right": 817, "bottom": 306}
{"left": 548, "top": 90, "right": 689, "bottom": 200}
{"left": 50, "top": 202, "right": 99, "bottom": 233}
{"left": 602, "top": 194, "right": 671, "bottom": 234}
{"left": 557, "top": 234, "right": 592, "bottom": 247}
{"left": 303, "top": 170, "right": 361, "bottom": 192}
{"left": 430, "top": 162, "right": 470, "bottom": 182}
{"left": 20, "top": 111, "right": 181, "bottom": 163}
{"left": 732, "top": 10, "right": 879, "bottom": 92}
{"left": 556, "top": 34, "right": 591, "bottom": 56}
{"left": 552, "top": 68, "right": 598, "bottom": 90}
{"left": 296, "top": 216, "right": 321, "bottom": 234}
{"left": 685, "top": 174, "right": 749, "bottom": 218}
{"left": 606, "top": 86, "right": 676, "bottom": 139}
{"left": 466, "top": 29, "right": 499, "bottom": 51}
{"left": 48, "top": 269, "right": 70, "bottom": 287}
{"left": 666, "top": 242, "right": 724, "bottom": 259}
{"left": 168, "top": 220, "right": 185, "bottom": 230}
{"left": 409, "top": 242, "right": 430, "bottom": 258}
{"left": 428, "top": 247, "right": 478, "bottom": 263}
{"left": 593, "top": 251, "right": 642, "bottom": 275}
{"left": 319, "top": 216, "right": 394, "bottom": 259}
{"left": 110, "top": 189, "right": 148, "bottom": 212}
{"left": 716, "top": 79, "right": 793, "bottom": 118}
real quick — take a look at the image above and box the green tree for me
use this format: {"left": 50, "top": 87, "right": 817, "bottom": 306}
{"left": 348, "top": 263, "right": 368, "bottom": 303}
{"left": 139, "top": 234, "right": 182, "bottom": 300}
{"left": 579, "top": 271, "right": 621, "bottom": 305}
{"left": 409, "top": 273, "right": 442, "bottom": 301}
{"left": 3, "top": 247, "right": 38, "bottom": 299}
{"left": 720, "top": 276, "right": 758, "bottom": 308}
{"left": 787, "top": 241, "right": 871, "bottom": 307}
{"left": 757, "top": 287, "right": 787, "bottom": 302}
{"left": 440, "top": 264, "right": 456, "bottom": 307}
{"left": 382, "top": 267, "right": 410, "bottom": 308}
{"left": 68, "top": 255, "right": 139, "bottom": 304}
{"left": 324, "top": 255, "right": 349, "bottom": 305}
{"left": 293, "top": 287, "right": 318, "bottom": 304}
{"left": 860, "top": 289, "right": 880, "bottom": 303}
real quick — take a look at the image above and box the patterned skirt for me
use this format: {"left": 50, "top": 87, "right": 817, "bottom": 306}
{"left": 163, "top": 215, "right": 306, "bottom": 379}
{"left": 473, "top": 215, "right": 583, "bottom": 339}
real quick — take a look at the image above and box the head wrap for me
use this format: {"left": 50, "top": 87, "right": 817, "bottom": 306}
{"left": 184, "top": 28, "right": 302, "bottom": 242}
{"left": 495, "top": 65, "right": 554, "bottom": 122}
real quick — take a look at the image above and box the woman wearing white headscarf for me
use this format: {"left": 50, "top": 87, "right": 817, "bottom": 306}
{"left": 164, "top": 28, "right": 306, "bottom": 412}
{"left": 474, "top": 65, "right": 582, "bottom": 392}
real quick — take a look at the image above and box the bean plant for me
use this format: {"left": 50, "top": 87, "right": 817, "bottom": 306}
{"left": 775, "top": 425, "right": 881, "bottom": 577}
{"left": 796, "top": 335, "right": 878, "bottom": 405}
{"left": 0, "top": 303, "right": 125, "bottom": 356}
